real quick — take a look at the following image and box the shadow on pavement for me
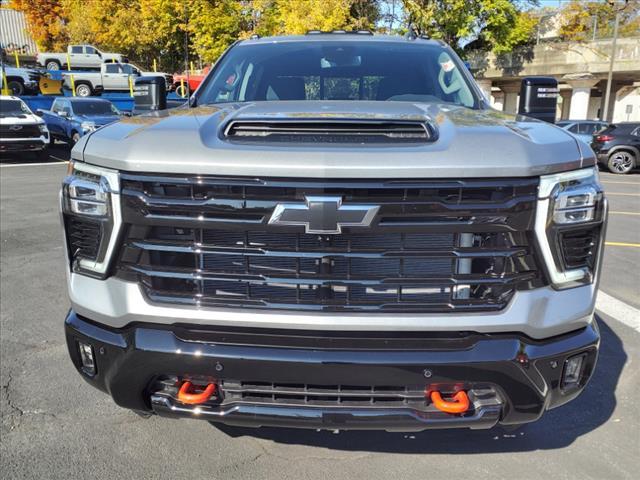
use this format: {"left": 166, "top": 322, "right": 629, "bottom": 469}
{"left": 211, "top": 317, "right": 625, "bottom": 453}
{"left": 0, "top": 141, "right": 70, "bottom": 164}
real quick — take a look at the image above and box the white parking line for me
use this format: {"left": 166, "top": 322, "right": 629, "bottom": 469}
{"left": 0, "top": 161, "right": 68, "bottom": 168}
{"left": 596, "top": 290, "right": 640, "bottom": 333}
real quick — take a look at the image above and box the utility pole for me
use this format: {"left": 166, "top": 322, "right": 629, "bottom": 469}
{"left": 602, "top": 0, "right": 627, "bottom": 121}
{"left": 602, "top": 11, "right": 620, "bottom": 121}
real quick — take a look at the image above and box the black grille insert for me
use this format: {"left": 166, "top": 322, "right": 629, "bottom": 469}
{"left": 65, "top": 216, "right": 102, "bottom": 261}
{"left": 117, "top": 175, "right": 542, "bottom": 313}
{"left": 221, "top": 381, "right": 428, "bottom": 409}
{"left": 560, "top": 226, "right": 601, "bottom": 270}
{"left": 0, "top": 124, "right": 41, "bottom": 139}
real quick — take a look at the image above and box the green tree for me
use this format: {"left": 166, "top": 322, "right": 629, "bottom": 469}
{"left": 401, "top": 0, "right": 537, "bottom": 55}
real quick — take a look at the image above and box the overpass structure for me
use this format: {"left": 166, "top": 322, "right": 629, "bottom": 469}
{"left": 470, "top": 37, "right": 640, "bottom": 122}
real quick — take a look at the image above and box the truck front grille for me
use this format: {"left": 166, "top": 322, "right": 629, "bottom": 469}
{"left": 0, "top": 124, "right": 41, "bottom": 139}
{"left": 116, "top": 175, "right": 543, "bottom": 313}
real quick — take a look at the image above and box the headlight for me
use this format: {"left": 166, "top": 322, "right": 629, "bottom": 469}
{"left": 61, "top": 162, "right": 121, "bottom": 277}
{"left": 81, "top": 121, "right": 96, "bottom": 132}
{"left": 536, "top": 167, "right": 607, "bottom": 288}
{"left": 38, "top": 123, "right": 48, "bottom": 133}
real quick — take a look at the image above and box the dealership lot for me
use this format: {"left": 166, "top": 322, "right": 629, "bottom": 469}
{"left": 1, "top": 157, "right": 638, "bottom": 479}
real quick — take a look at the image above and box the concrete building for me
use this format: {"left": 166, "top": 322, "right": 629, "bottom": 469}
{"left": 470, "top": 37, "right": 640, "bottom": 122}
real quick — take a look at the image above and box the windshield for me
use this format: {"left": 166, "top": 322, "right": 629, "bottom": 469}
{"left": 0, "top": 99, "right": 31, "bottom": 117}
{"left": 72, "top": 101, "right": 120, "bottom": 115}
{"left": 197, "top": 40, "right": 478, "bottom": 108}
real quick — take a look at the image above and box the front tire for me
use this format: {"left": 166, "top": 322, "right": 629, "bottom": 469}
{"left": 45, "top": 60, "right": 61, "bottom": 71}
{"left": 607, "top": 150, "right": 636, "bottom": 174}
{"left": 75, "top": 83, "right": 92, "bottom": 97}
{"left": 7, "top": 79, "right": 25, "bottom": 96}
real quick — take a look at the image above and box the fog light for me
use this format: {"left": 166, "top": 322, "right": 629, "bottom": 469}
{"left": 78, "top": 341, "right": 96, "bottom": 376}
{"left": 562, "top": 353, "right": 586, "bottom": 388}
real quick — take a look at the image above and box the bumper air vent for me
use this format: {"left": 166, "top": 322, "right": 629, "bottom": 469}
{"left": 559, "top": 226, "right": 601, "bottom": 270}
{"left": 64, "top": 216, "right": 103, "bottom": 261}
{"left": 223, "top": 120, "right": 434, "bottom": 144}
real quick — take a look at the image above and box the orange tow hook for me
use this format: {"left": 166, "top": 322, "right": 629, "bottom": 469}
{"left": 430, "top": 390, "right": 470, "bottom": 414}
{"left": 177, "top": 381, "right": 216, "bottom": 405}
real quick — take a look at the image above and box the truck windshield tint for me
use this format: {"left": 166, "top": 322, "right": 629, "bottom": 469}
{"left": 0, "top": 99, "right": 29, "bottom": 117}
{"left": 72, "top": 102, "right": 119, "bottom": 115}
{"left": 197, "top": 40, "right": 478, "bottom": 108}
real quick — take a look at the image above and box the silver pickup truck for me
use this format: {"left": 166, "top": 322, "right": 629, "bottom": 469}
{"left": 62, "top": 33, "right": 607, "bottom": 432}
{"left": 63, "top": 62, "right": 171, "bottom": 96}
{"left": 36, "top": 44, "right": 127, "bottom": 71}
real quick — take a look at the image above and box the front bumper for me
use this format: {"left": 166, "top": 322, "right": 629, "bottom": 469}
{"left": 0, "top": 138, "right": 47, "bottom": 152}
{"left": 65, "top": 310, "right": 600, "bottom": 431}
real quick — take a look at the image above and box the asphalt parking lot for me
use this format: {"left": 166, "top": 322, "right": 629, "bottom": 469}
{"left": 1, "top": 150, "right": 639, "bottom": 480}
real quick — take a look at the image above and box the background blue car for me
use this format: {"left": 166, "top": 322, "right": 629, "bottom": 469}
{"left": 556, "top": 120, "right": 609, "bottom": 146}
{"left": 38, "top": 97, "right": 123, "bottom": 145}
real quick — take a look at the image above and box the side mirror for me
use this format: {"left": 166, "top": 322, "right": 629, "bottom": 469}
{"left": 518, "top": 77, "right": 558, "bottom": 124}
{"left": 133, "top": 76, "right": 167, "bottom": 112}
{"left": 59, "top": 111, "right": 69, "bottom": 118}
{"left": 35, "top": 109, "right": 44, "bottom": 117}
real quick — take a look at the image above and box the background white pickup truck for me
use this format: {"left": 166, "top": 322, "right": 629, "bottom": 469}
{"left": 63, "top": 62, "right": 171, "bottom": 96}
{"left": 62, "top": 62, "right": 141, "bottom": 96}
{"left": 36, "top": 45, "right": 127, "bottom": 71}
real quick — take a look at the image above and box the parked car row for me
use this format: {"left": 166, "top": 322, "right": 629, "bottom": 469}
{"left": 557, "top": 119, "right": 639, "bottom": 174}
{"left": 0, "top": 95, "right": 124, "bottom": 158}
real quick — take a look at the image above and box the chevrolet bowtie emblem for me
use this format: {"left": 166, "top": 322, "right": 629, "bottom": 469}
{"left": 268, "top": 196, "right": 380, "bottom": 234}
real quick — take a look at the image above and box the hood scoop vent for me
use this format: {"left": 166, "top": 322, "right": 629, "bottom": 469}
{"left": 223, "top": 119, "right": 435, "bottom": 144}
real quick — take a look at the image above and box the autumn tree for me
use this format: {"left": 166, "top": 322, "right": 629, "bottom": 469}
{"left": 559, "top": 0, "right": 640, "bottom": 42}
{"left": 401, "top": 0, "right": 537, "bottom": 55}
{"left": 9, "top": 0, "right": 67, "bottom": 50}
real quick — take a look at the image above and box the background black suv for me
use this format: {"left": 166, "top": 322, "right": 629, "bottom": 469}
{"left": 591, "top": 122, "right": 640, "bottom": 174}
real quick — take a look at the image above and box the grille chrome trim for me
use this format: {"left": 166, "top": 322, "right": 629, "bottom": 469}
{"left": 117, "top": 174, "right": 542, "bottom": 313}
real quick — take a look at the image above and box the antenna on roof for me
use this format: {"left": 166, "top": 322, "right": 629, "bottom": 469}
{"left": 405, "top": 25, "right": 418, "bottom": 40}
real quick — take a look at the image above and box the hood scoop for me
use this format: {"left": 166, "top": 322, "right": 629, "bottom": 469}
{"left": 222, "top": 119, "right": 435, "bottom": 144}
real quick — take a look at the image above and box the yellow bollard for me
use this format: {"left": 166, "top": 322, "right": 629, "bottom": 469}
{"left": 1, "top": 70, "right": 10, "bottom": 95}
{"left": 66, "top": 52, "right": 72, "bottom": 71}
{"left": 14, "top": 51, "right": 20, "bottom": 68}
{"left": 129, "top": 75, "right": 134, "bottom": 97}
{"left": 70, "top": 74, "right": 76, "bottom": 96}
{"left": 190, "top": 61, "right": 194, "bottom": 73}
{"left": 112, "top": 57, "right": 115, "bottom": 63}
{"left": 153, "top": 59, "right": 157, "bottom": 72}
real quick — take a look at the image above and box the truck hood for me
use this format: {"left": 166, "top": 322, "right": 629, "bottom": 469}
{"left": 78, "top": 101, "right": 593, "bottom": 178}
{"left": 0, "top": 113, "right": 43, "bottom": 125}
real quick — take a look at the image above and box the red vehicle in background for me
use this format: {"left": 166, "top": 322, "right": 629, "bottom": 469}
{"left": 172, "top": 66, "right": 210, "bottom": 97}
